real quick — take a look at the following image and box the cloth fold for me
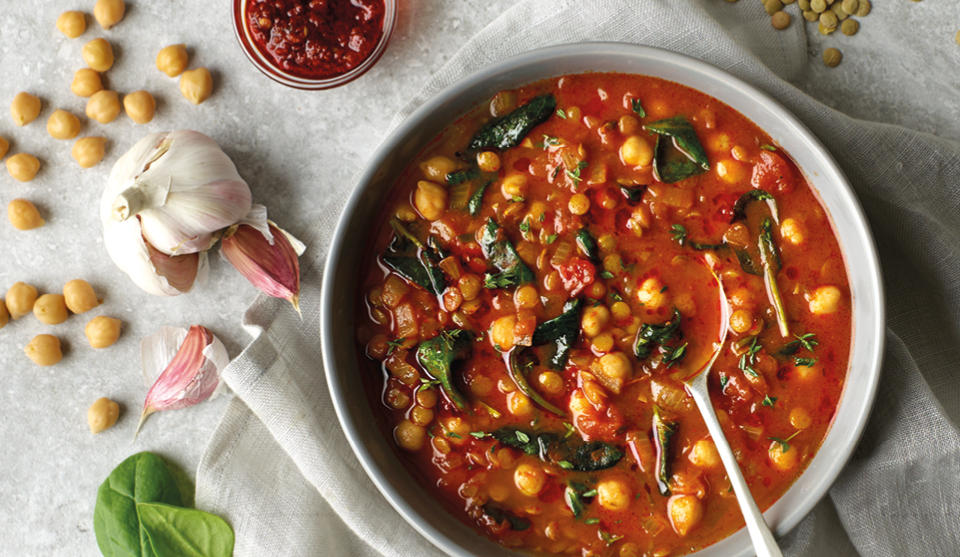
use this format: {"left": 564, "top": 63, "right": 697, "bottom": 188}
{"left": 197, "top": 0, "right": 960, "bottom": 555}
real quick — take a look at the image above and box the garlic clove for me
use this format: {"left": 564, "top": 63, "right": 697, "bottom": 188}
{"left": 136, "top": 325, "right": 229, "bottom": 438}
{"left": 221, "top": 216, "right": 304, "bottom": 312}
{"left": 145, "top": 239, "right": 201, "bottom": 293}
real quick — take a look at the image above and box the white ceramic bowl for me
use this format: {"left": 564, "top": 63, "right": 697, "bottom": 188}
{"left": 321, "top": 43, "right": 885, "bottom": 557}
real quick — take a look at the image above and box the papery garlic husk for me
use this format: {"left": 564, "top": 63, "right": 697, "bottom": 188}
{"left": 104, "top": 130, "right": 252, "bottom": 257}
{"left": 135, "top": 325, "right": 229, "bottom": 438}
{"left": 221, "top": 205, "right": 306, "bottom": 312}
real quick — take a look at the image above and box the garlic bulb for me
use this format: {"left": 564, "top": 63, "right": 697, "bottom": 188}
{"left": 102, "top": 130, "right": 250, "bottom": 296}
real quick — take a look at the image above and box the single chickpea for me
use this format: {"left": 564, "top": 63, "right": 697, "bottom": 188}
{"left": 790, "top": 407, "right": 812, "bottom": 429}
{"left": 419, "top": 155, "right": 457, "bottom": 182}
{"left": 156, "top": 44, "right": 189, "bottom": 77}
{"left": 618, "top": 114, "right": 639, "bottom": 134}
{"left": 384, "top": 388, "right": 410, "bottom": 410}
{"left": 477, "top": 151, "right": 501, "bottom": 173}
{"left": 620, "top": 135, "right": 653, "bottom": 167}
{"left": 394, "top": 419, "right": 426, "bottom": 451}
{"left": 581, "top": 305, "right": 611, "bottom": 337}
{"left": 491, "top": 315, "right": 517, "bottom": 351}
{"left": 780, "top": 218, "right": 805, "bottom": 245}
{"left": 689, "top": 439, "right": 721, "bottom": 469}
{"left": 34, "top": 294, "right": 69, "bottom": 325}
{"left": 86, "top": 90, "right": 121, "bottom": 124}
{"left": 6, "top": 154, "right": 41, "bottom": 182}
{"left": 71, "top": 68, "right": 104, "bottom": 97}
{"left": 768, "top": 439, "right": 799, "bottom": 471}
{"left": 568, "top": 193, "right": 590, "bottom": 215}
{"left": 88, "top": 397, "right": 120, "bottom": 433}
{"left": 610, "top": 301, "right": 631, "bottom": 321}
{"left": 597, "top": 479, "right": 631, "bottom": 511}
{"left": 668, "top": 495, "right": 704, "bottom": 536}
{"left": 416, "top": 388, "right": 438, "bottom": 408}
{"left": 414, "top": 180, "right": 447, "bottom": 221}
{"left": 591, "top": 332, "right": 615, "bottom": 353}
{"left": 729, "top": 309, "right": 755, "bottom": 334}
{"left": 410, "top": 405, "right": 434, "bottom": 427}
{"left": 809, "top": 285, "right": 842, "bottom": 315}
{"left": 72, "top": 137, "right": 107, "bottom": 168}
{"left": 637, "top": 277, "right": 670, "bottom": 308}
{"left": 394, "top": 203, "right": 417, "bottom": 222}
{"left": 501, "top": 174, "right": 528, "bottom": 199}
{"left": 63, "top": 279, "right": 99, "bottom": 314}
{"left": 94, "top": 0, "right": 125, "bottom": 29}
{"left": 597, "top": 352, "right": 632, "bottom": 392}
{"left": 458, "top": 274, "right": 482, "bottom": 301}
{"left": 537, "top": 371, "right": 564, "bottom": 396}
{"left": 82, "top": 38, "right": 114, "bottom": 72}
{"left": 514, "top": 463, "right": 547, "bottom": 497}
{"left": 0, "top": 135, "right": 8, "bottom": 159}
{"left": 715, "top": 159, "right": 747, "bottom": 184}
{"left": 10, "top": 92, "right": 41, "bottom": 126}
{"left": 0, "top": 298, "right": 8, "bottom": 329}
{"left": 469, "top": 375, "right": 493, "bottom": 396}
{"left": 47, "top": 109, "right": 81, "bottom": 140}
{"left": 180, "top": 67, "right": 213, "bottom": 105}
{"left": 123, "top": 90, "right": 156, "bottom": 124}
{"left": 8, "top": 199, "right": 45, "bottom": 230}
{"left": 514, "top": 285, "right": 539, "bottom": 309}
{"left": 83, "top": 316, "right": 123, "bottom": 349}
{"left": 6, "top": 282, "right": 38, "bottom": 319}
{"left": 57, "top": 11, "right": 86, "bottom": 38}
{"left": 507, "top": 391, "right": 534, "bottom": 417}
{"left": 25, "top": 334, "right": 63, "bottom": 366}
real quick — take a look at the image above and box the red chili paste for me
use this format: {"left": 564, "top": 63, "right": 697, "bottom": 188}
{"left": 246, "top": 0, "right": 385, "bottom": 79}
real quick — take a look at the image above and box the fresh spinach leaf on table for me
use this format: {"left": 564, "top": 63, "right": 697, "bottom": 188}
{"left": 137, "top": 503, "right": 235, "bottom": 557}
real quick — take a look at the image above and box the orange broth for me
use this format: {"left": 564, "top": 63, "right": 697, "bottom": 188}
{"left": 354, "top": 73, "right": 851, "bottom": 557}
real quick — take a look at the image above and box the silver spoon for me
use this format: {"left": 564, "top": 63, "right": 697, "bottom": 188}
{"left": 682, "top": 270, "right": 783, "bottom": 557}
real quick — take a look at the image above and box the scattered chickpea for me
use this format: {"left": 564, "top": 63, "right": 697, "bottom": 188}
{"left": 477, "top": 151, "right": 501, "bottom": 173}
{"left": 809, "top": 285, "right": 842, "bottom": 315}
{"left": 597, "top": 479, "right": 631, "bottom": 511}
{"left": 507, "top": 391, "right": 534, "bottom": 417}
{"left": 24, "top": 334, "right": 63, "bottom": 366}
{"left": 689, "top": 439, "right": 721, "bottom": 469}
{"left": 0, "top": 298, "right": 8, "bottom": 329}
{"left": 156, "top": 44, "right": 189, "bottom": 77}
{"left": 610, "top": 301, "right": 631, "bottom": 321}
{"left": 63, "top": 279, "right": 100, "bottom": 314}
{"left": 394, "top": 203, "right": 417, "bottom": 222}
{"left": 768, "top": 439, "right": 799, "bottom": 471}
{"left": 87, "top": 397, "right": 120, "bottom": 434}
{"left": 514, "top": 463, "right": 547, "bottom": 497}
{"left": 71, "top": 68, "right": 104, "bottom": 98}
{"left": 514, "top": 284, "right": 539, "bottom": 309}
{"left": 414, "top": 180, "right": 447, "bottom": 221}
{"left": 790, "top": 407, "right": 812, "bottom": 429}
{"left": 591, "top": 332, "right": 615, "bottom": 353}
{"left": 85, "top": 316, "right": 122, "bottom": 349}
{"left": 56, "top": 11, "right": 86, "bottom": 38}
{"left": 501, "top": 174, "right": 528, "bottom": 199}
{"left": 34, "top": 294, "right": 68, "bottom": 325}
{"left": 180, "top": 67, "right": 213, "bottom": 105}
{"left": 419, "top": 155, "right": 457, "bottom": 182}
{"left": 537, "top": 371, "right": 564, "bottom": 396}
{"left": 8, "top": 199, "right": 45, "bottom": 230}
{"left": 491, "top": 315, "right": 517, "bottom": 351}
{"left": 771, "top": 10, "right": 791, "bottom": 29}
{"left": 568, "top": 193, "right": 590, "bottom": 215}
{"left": 458, "top": 274, "right": 482, "bottom": 301}
{"left": 47, "top": 109, "right": 81, "bottom": 140}
{"left": 729, "top": 309, "right": 755, "bottom": 334}
{"left": 86, "top": 90, "right": 121, "bottom": 124}
{"left": 416, "top": 388, "right": 438, "bottom": 409}
{"left": 597, "top": 352, "right": 632, "bottom": 393}
{"left": 0, "top": 135, "right": 8, "bottom": 159}
{"left": 72, "top": 137, "right": 107, "bottom": 168}
{"left": 6, "top": 153, "right": 41, "bottom": 182}
{"left": 668, "top": 494, "right": 704, "bottom": 536}
{"left": 10, "top": 92, "right": 41, "bottom": 126}
{"left": 823, "top": 48, "right": 842, "bottom": 68}
{"left": 94, "top": 0, "right": 125, "bottom": 29}
{"left": 618, "top": 114, "right": 639, "bottom": 135}
{"left": 123, "top": 90, "right": 156, "bottom": 124}
{"left": 410, "top": 405, "right": 434, "bottom": 427}
{"left": 581, "top": 304, "right": 611, "bottom": 337}
{"left": 620, "top": 135, "right": 653, "bottom": 167}
{"left": 82, "top": 38, "right": 115, "bottom": 72}
{"left": 780, "top": 218, "right": 805, "bottom": 245}
{"left": 394, "top": 419, "right": 426, "bottom": 451}
{"left": 715, "top": 159, "right": 747, "bottom": 184}
{"left": 637, "top": 277, "right": 670, "bottom": 309}
{"left": 6, "top": 282, "right": 38, "bottom": 319}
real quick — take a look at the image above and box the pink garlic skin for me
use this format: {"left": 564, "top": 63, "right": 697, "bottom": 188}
{"left": 221, "top": 223, "right": 301, "bottom": 308}
{"left": 142, "top": 325, "right": 220, "bottom": 414}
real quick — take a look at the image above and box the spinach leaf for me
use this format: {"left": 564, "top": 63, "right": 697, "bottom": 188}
{"left": 620, "top": 185, "right": 646, "bottom": 204}
{"left": 468, "top": 94, "right": 557, "bottom": 151}
{"left": 507, "top": 349, "right": 567, "bottom": 417}
{"left": 634, "top": 309, "right": 682, "bottom": 360}
{"left": 491, "top": 427, "right": 622, "bottom": 472}
{"left": 569, "top": 441, "right": 624, "bottom": 472}
{"left": 730, "top": 189, "right": 780, "bottom": 224}
{"left": 417, "top": 330, "right": 473, "bottom": 411}
{"left": 653, "top": 406, "right": 678, "bottom": 496}
{"left": 468, "top": 180, "right": 493, "bottom": 217}
{"left": 759, "top": 218, "right": 790, "bottom": 337}
{"left": 479, "top": 218, "right": 535, "bottom": 289}
{"left": 689, "top": 241, "right": 726, "bottom": 251}
{"left": 731, "top": 245, "right": 763, "bottom": 276}
{"left": 532, "top": 299, "right": 583, "bottom": 370}
{"left": 160, "top": 457, "right": 195, "bottom": 509}
{"left": 575, "top": 229, "right": 600, "bottom": 263}
{"left": 482, "top": 504, "right": 531, "bottom": 531}
{"left": 382, "top": 218, "right": 445, "bottom": 295}
{"left": 94, "top": 452, "right": 183, "bottom": 557}
{"left": 137, "top": 503, "right": 234, "bottom": 557}
{"left": 644, "top": 116, "right": 710, "bottom": 184}
{"left": 446, "top": 167, "right": 480, "bottom": 185}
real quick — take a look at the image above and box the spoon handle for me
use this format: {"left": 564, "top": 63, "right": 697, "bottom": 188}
{"left": 687, "top": 373, "right": 783, "bottom": 557}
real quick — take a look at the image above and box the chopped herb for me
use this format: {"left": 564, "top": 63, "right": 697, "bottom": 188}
{"left": 493, "top": 343, "right": 503, "bottom": 352}
{"left": 447, "top": 432, "right": 463, "bottom": 439}
{"left": 662, "top": 343, "right": 687, "bottom": 368}
{"left": 584, "top": 518, "right": 600, "bottom": 525}
{"left": 519, "top": 218, "right": 531, "bottom": 235}
{"left": 795, "top": 357, "right": 817, "bottom": 367}
{"left": 565, "top": 160, "right": 588, "bottom": 186}
{"left": 739, "top": 336, "right": 762, "bottom": 378}
{"left": 543, "top": 135, "right": 560, "bottom": 147}
{"left": 786, "top": 333, "right": 819, "bottom": 354}
{"left": 539, "top": 213, "right": 546, "bottom": 222}
{"left": 760, "top": 144, "right": 777, "bottom": 151}
{"left": 546, "top": 234, "right": 559, "bottom": 244}
{"left": 385, "top": 337, "right": 406, "bottom": 355}
{"left": 556, "top": 108, "right": 567, "bottom": 119}
{"left": 582, "top": 489, "right": 598, "bottom": 498}
{"left": 659, "top": 285, "right": 669, "bottom": 293}
{"left": 419, "top": 377, "right": 442, "bottom": 388}
{"left": 511, "top": 196, "right": 524, "bottom": 203}
{"left": 635, "top": 309, "right": 682, "bottom": 360}
{"left": 599, "top": 530, "right": 624, "bottom": 545}
{"left": 563, "top": 423, "right": 576, "bottom": 438}
{"left": 469, "top": 431, "right": 491, "bottom": 439}
{"left": 479, "top": 218, "right": 536, "bottom": 289}
{"left": 768, "top": 431, "right": 801, "bottom": 453}
{"left": 479, "top": 401, "right": 502, "bottom": 418}
{"left": 552, "top": 165, "right": 563, "bottom": 179}
{"left": 670, "top": 224, "right": 687, "bottom": 246}
{"left": 599, "top": 270, "right": 614, "bottom": 279}
{"left": 558, "top": 460, "right": 574, "bottom": 470}
{"left": 720, "top": 373, "right": 729, "bottom": 389}
{"left": 515, "top": 431, "right": 530, "bottom": 444}
{"left": 610, "top": 291, "right": 623, "bottom": 302}
{"left": 762, "top": 395, "right": 778, "bottom": 407}
{"left": 631, "top": 98, "right": 646, "bottom": 118}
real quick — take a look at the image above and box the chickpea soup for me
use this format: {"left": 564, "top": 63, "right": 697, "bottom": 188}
{"left": 355, "top": 73, "right": 851, "bottom": 556}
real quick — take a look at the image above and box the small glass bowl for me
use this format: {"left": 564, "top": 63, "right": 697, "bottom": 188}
{"left": 232, "top": 0, "right": 397, "bottom": 91}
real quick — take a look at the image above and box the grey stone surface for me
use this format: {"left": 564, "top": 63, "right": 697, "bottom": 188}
{"left": 0, "top": 0, "right": 957, "bottom": 555}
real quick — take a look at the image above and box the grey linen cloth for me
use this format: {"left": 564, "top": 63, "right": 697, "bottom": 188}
{"left": 196, "top": 0, "right": 960, "bottom": 555}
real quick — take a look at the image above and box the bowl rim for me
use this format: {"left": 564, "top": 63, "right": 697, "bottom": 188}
{"left": 231, "top": 0, "right": 397, "bottom": 91}
{"left": 321, "top": 42, "right": 885, "bottom": 556}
